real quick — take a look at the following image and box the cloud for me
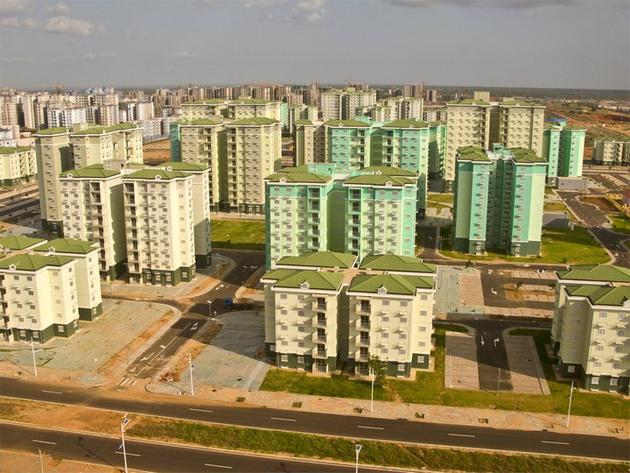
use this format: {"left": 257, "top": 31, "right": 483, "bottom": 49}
{"left": 166, "top": 50, "right": 198, "bottom": 58}
{"left": 0, "top": 56, "right": 31, "bottom": 63}
{"left": 0, "top": 0, "right": 28, "bottom": 13}
{"left": 80, "top": 51, "right": 117, "bottom": 60}
{"left": 45, "top": 15, "right": 102, "bottom": 36}
{"left": 384, "top": 0, "right": 626, "bottom": 8}
{"left": 47, "top": 2, "right": 69, "bottom": 14}
{"left": 291, "top": 0, "right": 327, "bottom": 23}
{"left": 0, "top": 16, "right": 38, "bottom": 28}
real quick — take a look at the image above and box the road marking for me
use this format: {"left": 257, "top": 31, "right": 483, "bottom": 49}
{"left": 448, "top": 433, "right": 476, "bottom": 438}
{"left": 32, "top": 440, "right": 56, "bottom": 445}
{"left": 357, "top": 425, "right": 384, "bottom": 430}
{"left": 189, "top": 408, "right": 214, "bottom": 413}
{"left": 204, "top": 463, "right": 233, "bottom": 469}
{"left": 41, "top": 390, "right": 63, "bottom": 395}
{"left": 541, "top": 440, "right": 570, "bottom": 445}
{"left": 270, "top": 417, "right": 296, "bottom": 422}
{"left": 115, "top": 451, "right": 141, "bottom": 457}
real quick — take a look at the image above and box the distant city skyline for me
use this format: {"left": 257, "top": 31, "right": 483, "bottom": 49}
{"left": 0, "top": 0, "right": 629, "bottom": 90}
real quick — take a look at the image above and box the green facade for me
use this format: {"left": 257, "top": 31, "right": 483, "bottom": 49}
{"left": 10, "top": 319, "right": 78, "bottom": 343}
{"left": 135, "top": 265, "right": 195, "bottom": 286}
{"left": 542, "top": 122, "right": 585, "bottom": 183}
{"left": 326, "top": 122, "right": 374, "bottom": 168}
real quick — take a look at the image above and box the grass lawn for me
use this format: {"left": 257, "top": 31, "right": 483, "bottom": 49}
{"left": 427, "top": 193, "right": 454, "bottom": 205}
{"left": 129, "top": 417, "right": 625, "bottom": 473}
{"left": 609, "top": 214, "right": 630, "bottom": 235}
{"left": 439, "top": 226, "right": 609, "bottom": 265}
{"left": 261, "top": 328, "right": 629, "bottom": 419}
{"left": 211, "top": 219, "right": 265, "bottom": 250}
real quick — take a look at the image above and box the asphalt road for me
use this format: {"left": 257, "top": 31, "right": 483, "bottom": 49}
{"left": 0, "top": 422, "right": 392, "bottom": 473}
{"left": 1, "top": 377, "right": 628, "bottom": 461}
{"left": 480, "top": 268, "right": 555, "bottom": 311}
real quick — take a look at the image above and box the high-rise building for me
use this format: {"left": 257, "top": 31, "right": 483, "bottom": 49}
{"left": 294, "top": 120, "right": 325, "bottom": 165}
{"left": 96, "top": 104, "right": 120, "bottom": 126}
{"left": 428, "top": 121, "right": 447, "bottom": 181}
{"left": 46, "top": 107, "right": 88, "bottom": 128}
{"left": 425, "top": 89, "right": 438, "bottom": 102}
{"left": 495, "top": 101, "right": 545, "bottom": 156}
{"left": 551, "top": 264, "right": 630, "bottom": 393}
{"left": 0, "top": 95, "right": 18, "bottom": 127}
{"left": 0, "top": 146, "right": 36, "bottom": 186}
{"left": 265, "top": 164, "right": 418, "bottom": 268}
{"left": 325, "top": 119, "right": 375, "bottom": 168}
{"left": 262, "top": 252, "right": 436, "bottom": 376}
{"left": 453, "top": 145, "right": 547, "bottom": 257}
{"left": 70, "top": 123, "right": 143, "bottom": 168}
{"left": 402, "top": 83, "right": 424, "bottom": 98}
{"left": 320, "top": 89, "right": 376, "bottom": 121}
{"left": 592, "top": 137, "right": 630, "bottom": 166}
{"left": 59, "top": 165, "right": 127, "bottom": 280}
{"left": 542, "top": 120, "right": 586, "bottom": 184}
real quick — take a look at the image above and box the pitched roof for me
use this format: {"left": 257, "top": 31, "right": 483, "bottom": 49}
{"left": 360, "top": 254, "right": 436, "bottom": 274}
{"left": 325, "top": 119, "right": 370, "bottom": 128}
{"left": 295, "top": 119, "right": 313, "bottom": 125}
{"left": 565, "top": 285, "right": 630, "bottom": 307}
{"left": 0, "top": 146, "right": 32, "bottom": 154}
{"left": 382, "top": 119, "right": 428, "bottom": 129}
{"left": 61, "top": 164, "right": 119, "bottom": 179}
{"left": 557, "top": 264, "right": 630, "bottom": 283}
{"left": 457, "top": 145, "right": 490, "bottom": 162}
{"left": 71, "top": 123, "right": 138, "bottom": 135}
{"left": 348, "top": 274, "right": 433, "bottom": 296}
{"left": 178, "top": 118, "right": 223, "bottom": 126}
{"left": 0, "top": 253, "right": 74, "bottom": 271}
{"left": 344, "top": 175, "right": 415, "bottom": 187}
{"left": 34, "top": 127, "right": 68, "bottom": 136}
{"left": 266, "top": 172, "right": 331, "bottom": 184}
{"left": 123, "top": 169, "right": 190, "bottom": 181}
{"left": 509, "top": 147, "right": 546, "bottom": 164}
{"left": 0, "top": 235, "right": 46, "bottom": 251}
{"left": 361, "top": 166, "right": 417, "bottom": 177}
{"left": 263, "top": 269, "right": 344, "bottom": 291}
{"left": 448, "top": 99, "right": 490, "bottom": 106}
{"left": 156, "top": 161, "right": 208, "bottom": 172}
{"left": 34, "top": 238, "right": 98, "bottom": 255}
{"left": 229, "top": 117, "right": 279, "bottom": 126}
{"left": 276, "top": 251, "right": 356, "bottom": 269}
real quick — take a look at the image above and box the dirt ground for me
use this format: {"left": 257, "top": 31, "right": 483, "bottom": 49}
{"left": 0, "top": 451, "right": 129, "bottom": 473}
{"left": 503, "top": 283, "right": 555, "bottom": 302}
{"left": 582, "top": 196, "right": 618, "bottom": 213}
{"left": 142, "top": 139, "right": 171, "bottom": 165}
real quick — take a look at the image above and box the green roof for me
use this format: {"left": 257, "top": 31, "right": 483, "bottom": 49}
{"left": 124, "top": 169, "right": 190, "bottom": 181}
{"left": 325, "top": 119, "right": 370, "bottom": 128}
{"left": 457, "top": 145, "right": 490, "bottom": 162}
{"left": 0, "top": 146, "right": 32, "bottom": 155}
{"left": 266, "top": 172, "right": 330, "bottom": 184}
{"left": 0, "top": 235, "right": 46, "bottom": 251}
{"left": 557, "top": 264, "right": 630, "bottom": 283}
{"left": 344, "top": 175, "right": 415, "bottom": 187}
{"left": 71, "top": 123, "right": 138, "bottom": 135}
{"left": 229, "top": 99, "right": 275, "bottom": 104}
{"left": 361, "top": 166, "right": 416, "bottom": 177}
{"left": 501, "top": 100, "right": 544, "bottom": 108}
{"left": 61, "top": 164, "right": 119, "bottom": 179}
{"left": 348, "top": 274, "right": 433, "bottom": 296}
{"left": 382, "top": 119, "right": 428, "bottom": 129}
{"left": 0, "top": 253, "right": 74, "bottom": 271}
{"left": 565, "top": 285, "right": 630, "bottom": 307}
{"left": 295, "top": 119, "right": 313, "bottom": 125}
{"left": 188, "top": 99, "right": 227, "bottom": 105}
{"left": 277, "top": 251, "right": 356, "bottom": 269}
{"left": 508, "top": 148, "right": 546, "bottom": 164}
{"left": 270, "top": 270, "right": 344, "bottom": 292}
{"left": 229, "top": 117, "right": 279, "bottom": 126}
{"left": 178, "top": 118, "right": 223, "bottom": 126}
{"left": 156, "top": 161, "right": 208, "bottom": 171}
{"left": 34, "top": 238, "right": 98, "bottom": 255}
{"left": 35, "top": 127, "right": 68, "bottom": 136}
{"left": 448, "top": 99, "right": 490, "bottom": 106}
{"left": 360, "top": 255, "right": 436, "bottom": 274}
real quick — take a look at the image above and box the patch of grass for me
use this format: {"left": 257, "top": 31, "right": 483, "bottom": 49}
{"left": 128, "top": 417, "right": 625, "bottom": 473}
{"left": 427, "top": 193, "right": 454, "bottom": 210}
{"left": 211, "top": 219, "right": 265, "bottom": 250}
{"left": 609, "top": 214, "right": 630, "bottom": 235}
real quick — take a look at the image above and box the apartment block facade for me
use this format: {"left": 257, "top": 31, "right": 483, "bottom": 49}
{"left": 294, "top": 120, "right": 325, "bottom": 165}
{"left": 552, "top": 264, "right": 630, "bottom": 393}
{"left": 70, "top": 123, "right": 143, "bottom": 168}
{"left": 453, "top": 145, "right": 546, "bottom": 256}
{"left": 592, "top": 137, "right": 630, "bottom": 166}
{"left": 542, "top": 120, "right": 586, "bottom": 184}
{"left": 180, "top": 99, "right": 282, "bottom": 122}
{"left": 262, "top": 253, "right": 436, "bottom": 377}
{"left": 325, "top": 119, "right": 374, "bottom": 168}
{"left": 0, "top": 146, "right": 36, "bottom": 186}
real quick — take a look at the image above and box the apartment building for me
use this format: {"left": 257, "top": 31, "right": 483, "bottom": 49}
{"left": 453, "top": 145, "right": 547, "bottom": 256}
{"left": 46, "top": 107, "right": 88, "bottom": 128}
{"left": 262, "top": 252, "right": 436, "bottom": 376}
{"left": 428, "top": 122, "right": 447, "bottom": 181}
{"left": 265, "top": 164, "right": 418, "bottom": 268}
{"left": 0, "top": 146, "right": 36, "bottom": 186}
{"left": 0, "top": 95, "right": 18, "bottom": 127}
{"left": 59, "top": 165, "right": 127, "bottom": 280}
{"left": 0, "top": 235, "right": 46, "bottom": 256}
{"left": 496, "top": 101, "right": 545, "bottom": 156}
{"left": 551, "top": 264, "right": 630, "bottom": 393}
{"left": 542, "top": 120, "right": 586, "bottom": 184}
{"left": 592, "top": 137, "right": 630, "bottom": 166}
{"left": 180, "top": 99, "right": 227, "bottom": 121}
{"left": 294, "top": 120, "right": 326, "bottom": 166}
{"left": 225, "top": 117, "right": 282, "bottom": 214}
{"left": 320, "top": 89, "right": 377, "bottom": 121}
{"left": 325, "top": 119, "right": 374, "bottom": 168}
{"left": 180, "top": 99, "right": 282, "bottom": 122}
{"left": 70, "top": 123, "right": 144, "bottom": 168}
{"left": 0, "top": 253, "right": 80, "bottom": 343}
{"left": 33, "top": 238, "right": 103, "bottom": 321}
{"left": 34, "top": 128, "right": 73, "bottom": 233}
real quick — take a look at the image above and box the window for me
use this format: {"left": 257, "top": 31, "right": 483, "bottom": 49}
{"left": 610, "top": 378, "right": 618, "bottom": 386}
{"left": 420, "top": 295, "right": 428, "bottom": 301}
{"left": 280, "top": 354, "right": 288, "bottom": 363}
{"left": 594, "top": 362, "right": 601, "bottom": 368}
{"left": 416, "top": 355, "right": 425, "bottom": 363}
{"left": 297, "top": 356, "right": 304, "bottom": 364}
{"left": 397, "top": 363, "right": 405, "bottom": 372}
{"left": 599, "top": 312, "right": 607, "bottom": 318}
{"left": 617, "top": 330, "right": 625, "bottom": 337}
{"left": 382, "top": 316, "right": 389, "bottom": 322}
{"left": 597, "top": 329, "right": 605, "bottom": 335}
{"left": 400, "top": 301, "right": 408, "bottom": 307}
{"left": 615, "top": 346, "right": 623, "bottom": 353}
{"left": 591, "top": 376, "right": 599, "bottom": 385}
{"left": 281, "top": 325, "right": 287, "bottom": 331}
{"left": 420, "top": 310, "right": 427, "bottom": 316}
{"left": 596, "top": 345, "right": 604, "bottom": 352}
{"left": 400, "top": 317, "right": 407, "bottom": 323}
{"left": 382, "top": 300, "right": 389, "bottom": 306}
{"left": 58, "top": 326, "right": 65, "bottom": 333}
{"left": 567, "top": 365, "right": 575, "bottom": 373}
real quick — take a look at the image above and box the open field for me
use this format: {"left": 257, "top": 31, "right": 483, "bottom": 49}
{"left": 211, "top": 219, "right": 266, "bottom": 250}
{"left": 609, "top": 214, "right": 630, "bottom": 235}
{"left": 142, "top": 138, "right": 171, "bottom": 165}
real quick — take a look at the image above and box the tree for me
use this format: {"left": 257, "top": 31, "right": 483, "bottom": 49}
{"left": 368, "top": 355, "right": 387, "bottom": 387}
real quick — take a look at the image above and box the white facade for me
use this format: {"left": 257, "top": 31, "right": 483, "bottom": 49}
{"left": 0, "top": 147, "right": 36, "bottom": 185}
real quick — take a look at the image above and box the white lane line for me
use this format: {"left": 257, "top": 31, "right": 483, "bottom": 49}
{"left": 204, "top": 463, "right": 233, "bottom": 469}
{"left": 115, "top": 451, "right": 142, "bottom": 457}
{"left": 32, "top": 440, "right": 56, "bottom": 445}
{"left": 189, "top": 408, "right": 214, "bottom": 413}
{"left": 541, "top": 440, "right": 570, "bottom": 445}
{"left": 448, "top": 433, "right": 476, "bottom": 438}
{"left": 357, "top": 425, "right": 384, "bottom": 430}
{"left": 270, "top": 417, "right": 296, "bottom": 422}
{"left": 41, "top": 390, "right": 63, "bottom": 395}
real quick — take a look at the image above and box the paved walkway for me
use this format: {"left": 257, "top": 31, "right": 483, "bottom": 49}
{"left": 504, "top": 335, "right": 550, "bottom": 395}
{"left": 445, "top": 332, "right": 480, "bottom": 390}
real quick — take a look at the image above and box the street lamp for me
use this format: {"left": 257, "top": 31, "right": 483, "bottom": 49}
{"left": 120, "top": 415, "right": 130, "bottom": 473}
{"left": 207, "top": 300, "right": 212, "bottom": 317}
{"left": 566, "top": 380, "right": 575, "bottom": 428}
{"left": 38, "top": 448, "right": 44, "bottom": 473}
{"left": 31, "top": 338, "right": 38, "bottom": 377}
{"left": 369, "top": 368, "right": 375, "bottom": 414}
{"left": 187, "top": 353, "right": 194, "bottom": 396}
{"left": 355, "top": 444, "right": 363, "bottom": 473}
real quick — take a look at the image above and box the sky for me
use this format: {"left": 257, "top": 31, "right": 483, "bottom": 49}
{"left": 0, "top": 0, "right": 629, "bottom": 90}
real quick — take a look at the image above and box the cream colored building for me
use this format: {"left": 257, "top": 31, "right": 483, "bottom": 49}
{"left": 0, "top": 146, "right": 36, "bottom": 186}
{"left": 180, "top": 99, "right": 282, "bottom": 122}
{"left": 181, "top": 100, "right": 226, "bottom": 121}
{"left": 320, "top": 89, "right": 377, "bottom": 121}
{"left": 262, "top": 252, "right": 436, "bottom": 377}
{"left": 225, "top": 117, "right": 281, "bottom": 213}
{"left": 294, "top": 120, "right": 325, "bottom": 165}
{"left": 552, "top": 264, "right": 630, "bottom": 393}
{"left": 592, "top": 138, "right": 630, "bottom": 166}
{"left": 59, "top": 165, "right": 127, "bottom": 280}
{"left": 496, "top": 101, "right": 544, "bottom": 156}
{"left": 34, "top": 128, "right": 73, "bottom": 233}
{"left": 70, "top": 123, "right": 143, "bottom": 168}
{"left": 34, "top": 238, "right": 103, "bottom": 321}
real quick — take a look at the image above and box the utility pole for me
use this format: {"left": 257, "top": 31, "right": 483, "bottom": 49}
{"left": 31, "top": 338, "right": 38, "bottom": 377}
{"left": 38, "top": 448, "right": 44, "bottom": 473}
{"left": 120, "top": 415, "right": 130, "bottom": 473}
{"left": 566, "top": 379, "right": 575, "bottom": 428}
{"left": 370, "top": 368, "right": 375, "bottom": 414}
{"left": 187, "top": 353, "right": 194, "bottom": 396}
{"left": 355, "top": 444, "right": 363, "bottom": 473}
{"left": 496, "top": 367, "right": 501, "bottom": 392}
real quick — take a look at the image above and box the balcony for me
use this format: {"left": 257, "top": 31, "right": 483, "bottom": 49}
{"left": 357, "top": 336, "right": 370, "bottom": 347}
{"left": 313, "top": 348, "right": 327, "bottom": 359}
